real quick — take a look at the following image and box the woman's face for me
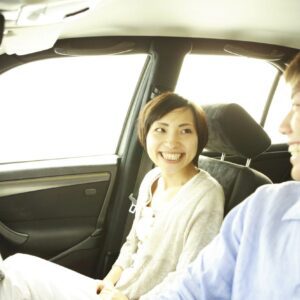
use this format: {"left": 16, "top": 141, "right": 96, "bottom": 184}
{"left": 280, "top": 89, "right": 300, "bottom": 180}
{"left": 146, "top": 107, "right": 198, "bottom": 176}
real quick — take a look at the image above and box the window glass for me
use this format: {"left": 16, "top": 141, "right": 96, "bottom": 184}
{"left": 264, "top": 76, "right": 291, "bottom": 144}
{"left": 176, "top": 54, "right": 276, "bottom": 123}
{"left": 0, "top": 55, "right": 147, "bottom": 163}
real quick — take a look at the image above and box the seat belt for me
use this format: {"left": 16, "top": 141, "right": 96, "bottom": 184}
{"left": 121, "top": 88, "right": 161, "bottom": 243}
{"left": 122, "top": 150, "right": 153, "bottom": 243}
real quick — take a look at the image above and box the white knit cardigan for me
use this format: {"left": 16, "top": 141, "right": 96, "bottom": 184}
{"left": 114, "top": 167, "right": 225, "bottom": 299}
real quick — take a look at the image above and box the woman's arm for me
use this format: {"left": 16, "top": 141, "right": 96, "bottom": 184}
{"left": 111, "top": 169, "right": 158, "bottom": 271}
{"left": 104, "top": 265, "right": 123, "bottom": 285}
{"left": 140, "top": 184, "right": 225, "bottom": 298}
{"left": 97, "top": 169, "right": 158, "bottom": 298}
{"left": 97, "top": 219, "right": 139, "bottom": 295}
{"left": 149, "top": 190, "right": 253, "bottom": 300}
{"left": 96, "top": 266, "right": 124, "bottom": 295}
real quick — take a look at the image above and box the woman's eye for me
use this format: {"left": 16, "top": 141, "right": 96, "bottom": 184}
{"left": 154, "top": 127, "right": 165, "bottom": 133}
{"left": 181, "top": 128, "right": 192, "bottom": 134}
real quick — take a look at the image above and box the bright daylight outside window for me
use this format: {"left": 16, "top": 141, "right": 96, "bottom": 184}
{"left": 264, "top": 76, "right": 291, "bottom": 144}
{"left": 0, "top": 55, "right": 146, "bottom": 164}
{"left": 176, "top": 54, "right": 283, "bottom": 142}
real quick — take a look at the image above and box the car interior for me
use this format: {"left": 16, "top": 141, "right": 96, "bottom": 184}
{"left": 0, "top": 0, "right": 299, "bottom": 280}
{"left": 200, "top": 103, "right": 272, "bottom": 215}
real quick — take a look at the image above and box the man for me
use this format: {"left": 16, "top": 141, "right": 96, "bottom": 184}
{"left": 151, "top": 52, "right": 300, "bottom": 299}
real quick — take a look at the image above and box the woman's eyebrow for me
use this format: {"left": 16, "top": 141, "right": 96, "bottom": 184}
{"left": 155, "top": 122, "right": 194, "bottom": 127}
{"left": 179, "top": 123, "right": 194, "bottom": 127}
{"left": 155, "top": 121, "right": 168, "bottom": 126}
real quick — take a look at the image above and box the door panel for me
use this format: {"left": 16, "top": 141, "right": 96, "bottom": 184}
{"left": 0, "top": 155, "right": 118, "bottom": 278}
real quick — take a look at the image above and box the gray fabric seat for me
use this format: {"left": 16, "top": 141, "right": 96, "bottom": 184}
{"left": 199, "top": 103, "right": 272, "bottom": 215}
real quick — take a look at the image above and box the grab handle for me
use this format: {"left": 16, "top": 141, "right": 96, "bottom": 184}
{"left": 0, "top": 220, "right": 29, "bottom": 245}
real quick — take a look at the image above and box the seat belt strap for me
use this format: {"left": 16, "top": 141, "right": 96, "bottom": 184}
{"left": 122, "top": 150, "right": 153, "bottom": 242}
{"left": 128, "top": 150, "right": 153, "bottom": 214}
{"left": 122, "top": 89, "right": 160, "bottom": 241}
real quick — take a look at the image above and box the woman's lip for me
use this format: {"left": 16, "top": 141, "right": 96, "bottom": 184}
{"left": 160, "top": 152, "right": 183, "bottom": 161}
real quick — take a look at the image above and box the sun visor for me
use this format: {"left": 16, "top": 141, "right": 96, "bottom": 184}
{"left": 0, "top": 0, "right": 98, "bottom": 55}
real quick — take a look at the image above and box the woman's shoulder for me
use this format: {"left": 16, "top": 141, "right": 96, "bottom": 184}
{"left": 195, "top": 169, "right": 224, "bottom": 192}
{"left": 185, "top": 169, "right": 225, "bottom": 207}
{"left": 137, "top": 167, "right": 160, "bottom": 201}
{"left": 141, "top": 167, "right": 161, "bottom": 185}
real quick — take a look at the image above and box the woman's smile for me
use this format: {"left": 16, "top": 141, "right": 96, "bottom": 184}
{"left": 159, "top": 152, "right": 184, "bottom": 161}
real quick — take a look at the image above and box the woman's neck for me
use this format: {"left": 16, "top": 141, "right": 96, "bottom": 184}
{"left": 160, "top": 165, "right": 199, "bottom": 190}
{"left": 150, "top": 166, "right": 199, "bottom": 210}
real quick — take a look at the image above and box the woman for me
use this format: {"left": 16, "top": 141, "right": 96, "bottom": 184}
{"left": 0, "top": 92, "right": 224, "bottom": 300}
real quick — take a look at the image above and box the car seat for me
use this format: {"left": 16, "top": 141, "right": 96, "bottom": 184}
{"left": 199, "top": 103, "right": 272, "bottom": 215}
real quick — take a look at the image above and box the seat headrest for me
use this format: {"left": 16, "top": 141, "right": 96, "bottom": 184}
{"left": 202, "top": 103, "right": 271, "bottom": 158}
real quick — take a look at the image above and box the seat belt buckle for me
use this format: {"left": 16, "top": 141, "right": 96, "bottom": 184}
{"left": 128, "top": 193, "right": 137, "bottom": 214}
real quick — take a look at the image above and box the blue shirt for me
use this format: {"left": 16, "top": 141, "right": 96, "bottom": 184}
{"left": 154, "top": 181, "right": 300, "bottom": 300}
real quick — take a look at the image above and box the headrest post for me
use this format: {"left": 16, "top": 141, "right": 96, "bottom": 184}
{"left": 245, "top": 158, "right": 251, "bottom": 167}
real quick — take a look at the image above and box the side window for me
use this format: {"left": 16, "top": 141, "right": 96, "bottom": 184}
{"left": 0, "top": 55, "right": 147, "bottom": 163}
{"left": 264, "top": 76, "right": 291, "bottom": 144}
{"left": 176, "top": 54, "right": 278, "bottom": 137}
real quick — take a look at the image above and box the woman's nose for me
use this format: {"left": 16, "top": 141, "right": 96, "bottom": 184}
{"left": 165, "top": 132, "right": 179, "bottom": 147}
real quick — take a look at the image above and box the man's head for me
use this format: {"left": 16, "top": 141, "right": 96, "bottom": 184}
{"left": 280, "top": 52, "right": 300, "bottom": 180}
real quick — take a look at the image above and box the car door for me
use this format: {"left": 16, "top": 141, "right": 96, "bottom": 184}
{"left": 0, "top": 48, "right": 149, "bottom": 278}
{"left": 0, "top": 157, "right": 117, "bottom": 277}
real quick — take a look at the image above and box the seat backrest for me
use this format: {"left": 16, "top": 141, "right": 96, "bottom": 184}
{"left": 199, "top": 103, "right": 272, "bottom": 215}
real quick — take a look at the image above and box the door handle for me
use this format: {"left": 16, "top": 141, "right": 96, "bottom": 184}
{"left": 0, "top": 220, "right": 29, "bottom": 245}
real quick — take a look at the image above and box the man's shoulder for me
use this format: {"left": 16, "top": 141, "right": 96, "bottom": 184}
{"left": 254, "top": 181, "right": 300, "bottom": 200}
{"left": 241, "top": 181, "right": 300, "bottom": 218}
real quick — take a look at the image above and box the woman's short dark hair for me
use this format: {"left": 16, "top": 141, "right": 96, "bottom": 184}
{"left": 137, "top": 92, "right": 208, "bottom": 165}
